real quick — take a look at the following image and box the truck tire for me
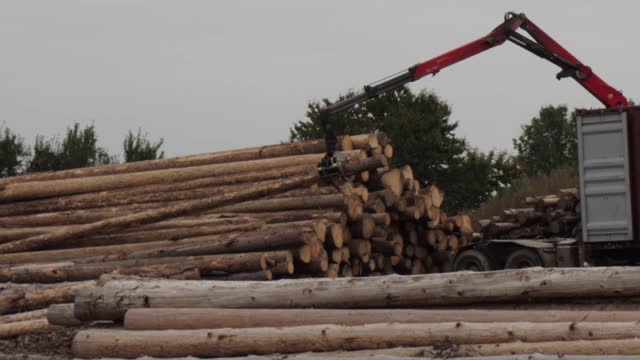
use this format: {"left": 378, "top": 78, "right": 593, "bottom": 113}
{"left": 504, "top": 248, "right": 543, "bottom": 269}
{"left": 453, "top": 249, "right": 494, "bottom": 272}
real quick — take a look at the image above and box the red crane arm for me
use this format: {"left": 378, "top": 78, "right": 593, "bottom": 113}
{"left": 318, "top": 12, "right": 627, "bottom": 173}
{"left": 411, "top": 12, "right": 628, "bottom": 108}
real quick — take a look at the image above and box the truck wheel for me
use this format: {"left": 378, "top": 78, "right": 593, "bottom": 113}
{"left": 453, "top": 250, "right": 494, "bottom": 272}
{"left": 504, "top": 248, "right": 543, "bottom": 269}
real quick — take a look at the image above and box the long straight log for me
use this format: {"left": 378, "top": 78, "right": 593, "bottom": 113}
{"left": 123, "top": 308, "right": 640, "bottom": 330}
{"left": 0, "top": 221, "right": 319, "bottom": 265}
{"left": 216, "top": 193, "right": 351, "bottom": 213}
{"left": 0, "top": 318, "right": 55, "bottom": 339}
{"left": 0, "top": 173, "right": 322, "bottom": 254}
{"left": 7, "top": 252, "right": 287, "bottom": 283}
{"left": 0, "top": 136, "right": 355, "bottom": 186}
{"left": 0, "top": 308, "right": 48, "bottom": 324}
{"left": 71, "top": 322, "right": 640, "bottom": 358}
{"left": 73, "top": 267, "right": 640, "bottom": 321}
{"left": 58, "top": 221, "right": 264, "bottom": 249}
{"left": 0, "top": 153, "right": 334, "bottom": 202}
{"left": 0, "top": 280, "right": 95, "bottom": 315}
{"left": 0, "top": 166, "right": 317, "bottom": 217}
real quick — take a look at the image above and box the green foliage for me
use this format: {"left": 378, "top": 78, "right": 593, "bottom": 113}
{"left": 123, "top": 129, "right": 164, "bottom": 163}
{"left": 513, "top": 105, "right": 577, "bottom": 176}
{"left": 27, "top": 122, "right": 116, "bottom": 173}
{"left": 27, "top": 135, "right": 60, "bottom": 172}
{"left": 0, "top": 126, "right": 29, "bottom": 177}
{"left": 471, "top": 166, "right": 579, "bottom": 220}
{"left": 290, "top": 87, "right": 522, "bottom": 213}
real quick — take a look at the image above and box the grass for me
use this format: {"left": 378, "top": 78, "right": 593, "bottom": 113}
{"left": 470, "top": 166, "right": 579, "bottom": 220}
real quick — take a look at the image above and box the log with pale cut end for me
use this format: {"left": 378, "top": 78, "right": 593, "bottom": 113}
{"left": 326, "top": 223, "right": 344, "bottom": 248}
{"left": 349, "top": 134, "right": 379, "bottom": 150}
{"left": 72, "top": 321, "right": 640, "bottom": 358}
{"left": 383, "top": 144, "right": 393, "bottom": 159}
{"left": 296, "top": 249, "right": 328, "bottom": 274}
{"left": 425, "top": 184, "right": 444, "bottom": 208}
{"left": 349, "top": 216, "right": 375, "bottom": 239}
{"left": 329, "top": 248, "right": 343, "bottom": 263}
{"left": 324, "top": 263, "right": 340, "bottom": 279}
{"left": 348, "top": 239, "right": 371, "bottom": 259}
{"left": 378, "top": 169, "right": 403, "bottom": 197}
{"left": 0, "top": 173, "right": 323, "bottom": 254}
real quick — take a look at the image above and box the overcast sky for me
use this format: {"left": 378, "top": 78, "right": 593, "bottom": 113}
{"left": 1, "top": 1, "right": 637, "bottom": 158}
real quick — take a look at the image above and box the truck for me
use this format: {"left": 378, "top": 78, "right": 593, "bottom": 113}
{"left": 315, "top": 12, "right": 636, "bottom": 271}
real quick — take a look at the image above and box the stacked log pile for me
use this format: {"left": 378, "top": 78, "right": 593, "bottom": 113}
{"left": 478, "top": 188, "right": 580, "bottom": 240}
{"left": 64, "top": 267, "right": 640, "bottom": 358}
{"left": 0, "top": 133, "right": 482, "bottom": 348}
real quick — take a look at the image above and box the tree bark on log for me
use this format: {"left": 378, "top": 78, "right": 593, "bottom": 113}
{"left": 73, "top": 267, "right": 640, "bottom": 321}
{"left": 1, "top": 280, "right": 95, "bottom": 315}
{"left": 58, "top": 221, "right": 264, "bottom": 249}
{"left": 0, "top": 136, "right": 361, "bottom": 186}
{"left": 8, "top": 251, "right": 287, "bottom": 283}
{"left": 123, "top": 308, "right": 640, "bottom": 330}
{"left": 0, "top": 153, "right": 334, "bottom": 202}
{"left": 0, "top": 165, "right": 317, "bottom": 217}
{"left": 0, "top": 308, "right": 47, "bottom": 324}
{"left": 0, "top": 173, "right": 321, "bottom": 254}
{"left": 71, "top": 321, "right": 640, "bottom": 358}
{"left": 0, "top": 318, "right": 56, "bottom": 339}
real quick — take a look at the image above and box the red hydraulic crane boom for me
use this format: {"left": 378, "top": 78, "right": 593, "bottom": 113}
{"left": 319, "top": 12, "right": 628, "bottom": 173}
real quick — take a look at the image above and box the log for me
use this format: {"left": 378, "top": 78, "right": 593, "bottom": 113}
{"left": 0, "top": 222, "right": 325, "bottom": 265}
{"left": 47, "top": 303, "right": 84, "bottom": 326}
{"left": 217, "top": 194, "right": 350, "bottom": 214}
{"left": 64, "top": 221, "right": 265, "bottom": 248}
{"left": 0, "top": 318, "right": 55, "bottom": 339}
{"left": 71, "top": 321, "right": 640, "bottom": 358}
{"left": 349, "top": 134, "right": 379, "bottom": 150}
{"left": 123, "top": 308, "right": 640, "bottom": 330}
{"left": 0, "top": 308, "right": 47, "bottom": 324}
{"left": 425, "top": 184, "right": 444, "bottom": 208}
{"left": 73, "top": 267, "right": 640, "bottom": 321}
{"left": 0, "top": 136, "right": 361, "bottom": 186}
{"left": 207, "top": 270, "right": 273, "bottom": 281}
{"left": 0, "top": 169, "right": 316, "bottom": 216}
{"left": 0, "top": 173, "right": 321, "bottom": 254}
{"left": 1, "top": 280, "right": 95, "bottom": 315}
{"left": 8, "top": 252, "right": 286, "bottom": 283}
{"left": 0, "top": 152, "right": 332, "bottom": 202}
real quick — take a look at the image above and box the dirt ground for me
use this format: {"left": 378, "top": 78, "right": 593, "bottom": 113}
{"left": 0, "top": 327, "right": 77, "bottom": 359}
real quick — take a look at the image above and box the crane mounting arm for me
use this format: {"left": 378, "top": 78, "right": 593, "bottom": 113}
{"left": 318, "top": 12, "right": 628, "bottom": 174}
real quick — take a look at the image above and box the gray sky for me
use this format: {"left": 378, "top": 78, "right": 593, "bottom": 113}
{"left": 1, "top": 1, "right": 637, "bottom": 158}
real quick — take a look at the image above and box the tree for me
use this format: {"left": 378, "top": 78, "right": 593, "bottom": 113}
{"left": 123, "top": 129, "right": 164, "bottom": 162}
{"left": 290, "top": 87, "right": 521, "bottom": 213}
{"left": 0, "top": 126, "right": 29, "bottom": 177}
{"left": 27, "top": 122, "right": 117, "bottom": 173}
{"left": 27, "top": 135, "right": 60, "bottom": 173}
{"left": 513, "top": 105, "right": 577, "bottom": 176}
